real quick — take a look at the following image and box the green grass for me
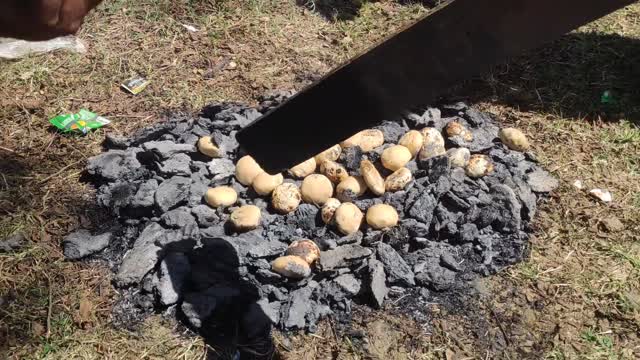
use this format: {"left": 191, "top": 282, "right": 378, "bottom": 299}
{"left": 580, "top": 328, "right": 618, "bottom": 360}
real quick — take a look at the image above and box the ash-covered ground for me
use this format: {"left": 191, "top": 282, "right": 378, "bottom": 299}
{"left": 63, "top": 92, "right": 557, "bottom": 356}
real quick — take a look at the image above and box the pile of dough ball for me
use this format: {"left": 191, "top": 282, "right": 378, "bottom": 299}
{"left": 197, "top": 123, "right": 531, "bottom": 279}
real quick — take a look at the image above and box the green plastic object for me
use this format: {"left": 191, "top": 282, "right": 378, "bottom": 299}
{"left": 601, "top": 90, "right": 614, "bottom": 104}
{"left": 49, "top": 109, "right": 110, "bottom": 135}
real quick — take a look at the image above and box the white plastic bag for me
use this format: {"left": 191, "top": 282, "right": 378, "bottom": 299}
{"left": 0, "top": 36, "right": 86, "bottom": 60}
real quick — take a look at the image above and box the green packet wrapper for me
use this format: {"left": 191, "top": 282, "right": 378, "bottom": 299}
{"left": 49, "top": 109, "right": 110, "bottom": 135}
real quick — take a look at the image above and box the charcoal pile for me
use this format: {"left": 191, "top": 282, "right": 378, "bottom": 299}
{"left": 64, "top": 93, "right": 557, "bottom": 340}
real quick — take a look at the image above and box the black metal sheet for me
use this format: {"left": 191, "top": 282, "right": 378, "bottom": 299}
{"left": 237, "top": 0, "right": 635, "bottom": 173}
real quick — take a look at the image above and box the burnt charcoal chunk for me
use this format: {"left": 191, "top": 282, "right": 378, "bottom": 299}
{"left": 510, "top": 176, "right": 537, "bottom": 221}
{"left": 156, "top": 252, "right": 190, "bottom": 306}
{"left": 201, "top": 231, "right": 286, "bottom": 265}
{"left": 161, "top": 207, "right": 198, "bottom": 231}
{"left": 192, "top": 205, "right": 220, "bottom": 227}
{"left": 417, "top": 155, "right": 450, "bottom": 183}
{"left": 404, "top": 108, "right": 442, "bottom": 128}
{"left": 129, "top": 122, "right": 177, "bottom": 146}
{"left": 287, "top": 204, "right": 319, "bottom": 231}
{"left": 333, "top": 274, "right": 361, "bottom": 297}
{"left": 336, "top": 231, "right": 363, "bottom": 246}
{"left": 402, "top": 218, "right": 431, "bottom": 238}
{"left": 353, "top": 198, "right": 382, "bottom": 212}
{"left": 490, "top": 147, "right": 526, "bottom": 168}
{"left": 489, "top": 185, "right": 522, "bottom": 233}
{"left": 376, "top": 243, "right": 414, "bottom": 287}
{"left": 208, "top": 158, "right": 235, "bottom": 183}
{"left": 440, "top": 253, "right": 462, "bottom": 272}
{"left": 253, "top": 299, "right": 281, "bottom": 327}
{"left": 320, "top": 245, "right": 372, "bottom": 271}
{"left": 375, "top": 121, "right": 407, "bottom": 143}
{"left": 155, "top": 177, "right": 191, "bottom": 212}
{"left": 458, "top": 223, "right": 479, "bottom": 243}
{"left": 258, "top": 90, "right": 294, "bottom": 112}
{"left": 104, "top": 134, "right": 130, "bottom": 149}
{"left": 415, "top": 265, "right": 457, "bottom": 291}
{"left": 256, "top": 269, "right": 283, "bottom": 284}
{"left": 96, "top": 181, "right": 139, "bottom": 215}
{"left": 87, "top": 149, "right": 143, "bottom": 181}
{"left": 131, "top": 179, "right": 159, "bottom": 208}
{"left": 116, "top": 222, "right": 165, "bottom": 286}
{"left": 372, "top": 225, "right": 409, "bottom": 251}
{"left": 407, "top": 191, "right": 437, "bottom": 226}
{"left": 63, "top": 230, "right": 112, "bottom": 260}
{"left": 157, "top": 153, "right": 192, "bottom": 176}
{"left": 211, "top": 131, "right": 240, "bottom": 157}
{"left": 367, "top": 259, "right": 387, "bottom": 308}
{"left": 340, "top": 146, "right": 364, "bottom": 173}
{"left": 282, "top": 286, "right": 313, "bottom": 329}
{"left": 142, "top": 141, "right": 196, "bottom": 160}
{"left": 441, "top": 102, "right": 468, "bottom": 116}
{"left": 463, "top": 107, "right": 492, "bottom": 127}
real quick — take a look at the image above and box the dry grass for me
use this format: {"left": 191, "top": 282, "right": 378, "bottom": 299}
{"left": 1, "top": 0, "right": 639, "bottom": 359}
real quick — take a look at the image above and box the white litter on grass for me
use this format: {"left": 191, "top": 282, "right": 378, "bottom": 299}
{"left": 589, "top": 189, "right": 612, "bottom": 203}
{"left": 181, "top": 24, "right": 199, "bottom": 32}
{"left": 0, "top": 36, "right": 86, "bottom": 59}
{"left": 573, "top": 180, "right": 584, "bottom": 190}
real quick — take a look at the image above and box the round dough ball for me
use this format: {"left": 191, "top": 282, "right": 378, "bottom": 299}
{"left": 320, "top": 160, "right": 349, "bottom": 184}
{"left": 286, "top": 239, "right": 321, "bottom": 265}
{"left": 272, "top": 255, "right": 311, "bottom": 279}
{"left": 381, "top": 145, "right": 412, "bottom": 171}
{"left": 334, "top": 202, "right": 364, "bottom": 235}
{"left": 197, "top": 136, "right": 221, "bottom": 158}
{"left": 398, "top": 130, "right": 424, "bottom": 157}
{"left": 321, "top": 198, "right": 341, "bottom": 224}
{"left": 447, "top": 148, "right": 471, "bottom": 168}
{"left": 445, "top": 121, "right": 473, "bottom": 142}
{"left": 272, "top": 183, "right": 302, "bottom": 214}
{"left": 301, "top": 174, "right": 334, "bottom": 205}
{"left": 315, "top": 144, "right": 342, "bottom": 164}
{"left": 205, "top": 186, "right": 238, "bottom": 207}
{"left": 288, "top": 157, "right": 317, "bottom": 178}
{"left": 366, "top": 204, "right": 399, "bottom": 230}
{"left": 341, "top": 129, "right": 384, "bottom": 152}
{"left": 252, "top": 172, "right": 284, "bottom": 196}
{"left": 360, "top": 160, "right": 385, "bottom": 196}
{"left": 230, "top": 205, "right": 261, "bottom": 231}
{"left": 235, "top": 156, "right": 264, "bottom": 186}
{"left": 336, "top": 176, "right": 368, "bottom": 202}
{"left": 385, "top": 167, "right": 412, "bottom": 192}
{"left": 466, "top": 154, "right": 494, "bottom": 178}
{"left": 499, "top": 128, "right": 530, "bottom": 152}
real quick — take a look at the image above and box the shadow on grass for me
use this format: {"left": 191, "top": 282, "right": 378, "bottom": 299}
{"left": 443, "top": 32, "right": 640, "bottom": 125}
{"left": 295, "top": 0, "right": 439, "bottom": 21}
{"left": 0, "top": 154, "right": 32, "bottom": 217}
{"left": 168, "top": 236, "right": 276, "bottom": 360}
{"left": 293, "top": 1, "right": 640, "bottom": 125}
